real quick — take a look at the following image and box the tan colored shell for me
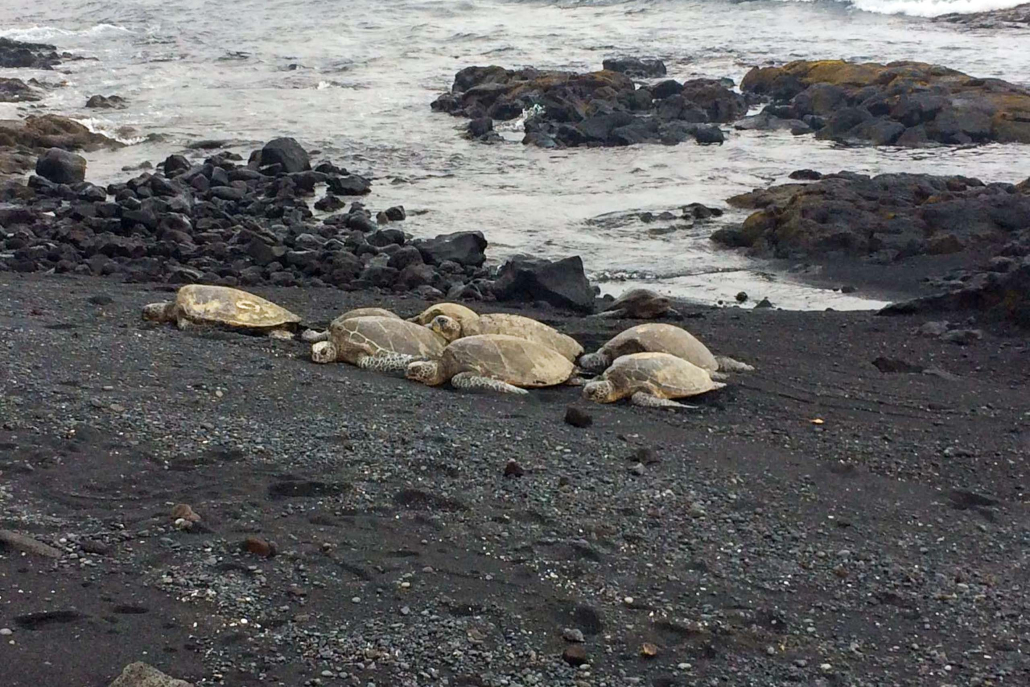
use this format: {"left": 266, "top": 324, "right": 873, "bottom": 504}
{"left": 469, "top": 313, "right": 584, "bottom": 362}
{"left": 411, "top": 303, "right": 480, "bottom": 329}
{"left": 603, "top": 352, "right": 721, "bottom": 399}
{"left": 333, "top": 307, "right": 400, "bottom": 324}
{"left": 330, "top": 316, "right": 445, "bottom": 364}
{"left": 440, "top": 334, "right": 575, "bottom": 387}
{"left": 174, "top": 285, "right": 301, "bottom": 329}
{"left": 600, "top": 323, "right": 718, "bottom": 372}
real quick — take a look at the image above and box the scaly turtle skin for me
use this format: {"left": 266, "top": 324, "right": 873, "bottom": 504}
{"left": 429, "top": 313, "right": 584, "bottom": 363}
{"left": 579, "top": 323, "right": 752, "bottom": 378}
{"left": 592, "top": 288, "right": 678, "bottom": 320}
{"left": 142, "top": 285, "right": 302, "bottom": 339}
{"left": 311, "top": 315, "right": 445, "bottom": 371}
{"left": 582, "top": 352, "right": 725, "bottom": 408}
{"left": 406, "top": 334, "right": 576, "bottom": 394}
{"left": 302, "top": 307, "right": 401, "bottom": 343}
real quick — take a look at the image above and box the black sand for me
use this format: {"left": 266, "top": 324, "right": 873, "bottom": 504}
{"left": 2, "top": 273, "right": 1029, "bottom": 686}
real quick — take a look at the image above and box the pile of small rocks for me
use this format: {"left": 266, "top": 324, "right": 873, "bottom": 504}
{"left": 0, "top": 137, "right": 599, "bottom": 309}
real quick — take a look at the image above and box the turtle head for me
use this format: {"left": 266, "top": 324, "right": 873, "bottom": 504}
{"left": 582, "top": 379, "right": 618, "bottom": 404}
{"left": 142, "top": 301, "right": 175, "bottom": 323}
{"left": 578, "top": 350, "right": 611, "bottom": 372}
{"left": 406, "top": 359, "right": 446, "bottom": 386}
{"left": 428, "top": 315, "right": 462, "bottom": 343}
{"left": 311, "top": 341, "right": 338, "bottom": 364}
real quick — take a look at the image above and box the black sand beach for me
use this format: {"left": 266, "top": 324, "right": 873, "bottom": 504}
{"left": 3, "top": 272, "right": 1029, "bottom": 686}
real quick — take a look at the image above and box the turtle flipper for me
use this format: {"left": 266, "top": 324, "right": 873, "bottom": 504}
{"left": 714, "top": 355, "right": 754, "bottom": 373}
{"left": 357, "top": 352, "right": 416, "bottom": 373}
{"left": 268, "top": 328, "right": 294, "bottom": 341}
{"left": 301, "top": 329, "right": 329, "bottom": 343}
{"left": 630, "top": 392, "right": 696, "bottom": 410}
{"left": 450, "top": 372, "right": 528, "bottom": 395}
{"left": 587, "top": 309, "right": 626, "bottom": 319}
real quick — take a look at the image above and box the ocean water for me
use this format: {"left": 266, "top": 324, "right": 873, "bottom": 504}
{"left": 2, "top": 0, "right": 1030, "bottom": 309}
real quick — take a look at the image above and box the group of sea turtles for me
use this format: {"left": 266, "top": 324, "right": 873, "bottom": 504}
{"left": 142, "top": 284, "right": 754, "bottom": 408}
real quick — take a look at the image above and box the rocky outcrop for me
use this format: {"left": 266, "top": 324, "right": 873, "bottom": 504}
{"left": 937, "top": 3, "right": 1030, "bottom": 29}
{"left": 86, "top": 95, "right": 128, "bottom": 109}
{"left": 881, "top": 258, "right": 1030, "bottom": 328}
{"left": 715, "top": 172, "right": 1030, "bottom": 262}
{"left": 431, "top": 64, "right": 746, "bottom": 148}
{"left": 0, "top": 77, "right": 41, "bottom": 103}
{"left": 713, "top": 171, "right": 1030, "bottom": 326}
{"left": 0, "top": 37, "right": 77, "bottom": 70}
{"left": 0, "top": 115, "right": 124, "bottom": 152}
{"left": 739, "top": 60, "right": 1030, "bottom": 146}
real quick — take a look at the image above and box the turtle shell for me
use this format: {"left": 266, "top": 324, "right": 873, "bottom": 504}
{"left": 441, "top": 334, "right": 574, "bottom": 387}
{"left": 175, "top": 285, "right": 301, "bottom": 329}
{"left": 332, "top": 316, "right": 445, "bottom": 364}
{"left": 471, "top": 313, "right": 584, "bottom": 362}
{"left": 600, "top": 323, "right": 717, "bottom": 371}
{"left": 604, "top": 288, "right": 671, "bottom": 318}
{"left": 410, "top": 303, "right": 480, "bottom": 329}
{"left": 334, "top": 307, "right": 400, "bottom": 323}
{"left": 603, "top": 352, "right": 721, "bottom": 399}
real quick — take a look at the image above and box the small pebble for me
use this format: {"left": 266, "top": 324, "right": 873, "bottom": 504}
{"left": 0, "top": 628, "right": 12, "bottom": 636}
{"left": 504, "top": 460, "right": 525, "bottom": 478}
{"left": 562, "top": 645, "right": 588, "bottom": 667}
{"left": 564, "top": 406, "right": 593, "bottom": 428}
{"left": 562, "top": 628, "right": 585, "bottom": 643}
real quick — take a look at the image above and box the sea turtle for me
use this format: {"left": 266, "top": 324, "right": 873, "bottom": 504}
{"left": 428, "top": 313, "right": 584, "bottom": 362}
{"left": 142, "top": 284, "right": 302, "bottom": 339}
{"left": 582, "top": 352, "right": 725, "bottom": 408}
{"left": 592, "top": 288, "right": 678, "bottom": 320}
{"left": 311, "top": 315, "right": 445, "bottom": 371}
{"left": 579, "top": 323, "right": 753, "bottom": 378}
{"left": 410, "top": 303, "right": 480, "bottom": 330}
{"left": 405, "top": 334, "right": 576, "bottom": 394}
{"left": 301, "top": 307, "right": 401, "bottom": 343}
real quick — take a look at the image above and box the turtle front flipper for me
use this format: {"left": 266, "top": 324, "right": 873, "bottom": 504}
{"left": 714, "top": 355, "right": 754, "bottom": 373}
{"left": 301, "top": 329, "right": 329, "bottom": 343}
{"left": 587, "top": 309, "right": 626, "bottom": 319}
{"left": 356, "top": 352, "right": 417, "bottom": 373}
{"left": 267, "top": 328, "right": 294, "bottom": 341}
{"left": 450, "top": 372, "right": 528, "bottom": 395}
{"left": 630, "top": 392, "right": 696, "bottom": 410}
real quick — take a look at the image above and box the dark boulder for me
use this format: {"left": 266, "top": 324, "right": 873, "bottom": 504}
{"left": 468, "top": 117, "right": 494, "bottom": 138}
{"left": 257, "top": 137, "right": 310, "bottom": 174}
{"left": 415, "top": 231, "right": 487, "bottom": 267}
{"left": 0, "top": 77, "right": 41, "bottom": 103}
{"left": 327, "top": 174, "right": 371, "bottom": 196}
{"left": 85, "top": 95, "right": 127, "bottom": 109}
{"left": 0, "top": 37, "right": 72, "bottom": 70}
{"left": 314, "top": 194, "right": 346, "bottom": 212}
{"left": 652, "top": 80, "right": 683, "bottom": 100}
{"left": 35, "top": 148, "right": 86, "bottom": 185}
{"left": 492, "top": 255, "right": 595, "bottom": 312}
{"left": 163, "top": 155, "right": 191, "bottom": 176}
